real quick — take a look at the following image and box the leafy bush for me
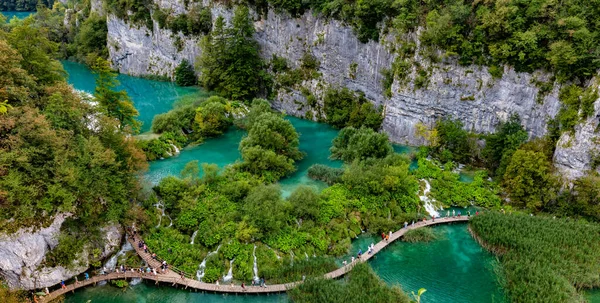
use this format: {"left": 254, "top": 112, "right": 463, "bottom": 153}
{"left": 323, "top": 87, "right": 383, "bottom": 130}
{"left": 330, "top": 126, "right": 392, "bottom": 162}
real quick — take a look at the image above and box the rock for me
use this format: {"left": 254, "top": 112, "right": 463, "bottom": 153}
{"left": 0, "top": 214, "right": 123, "bottom": 290}
{"left": 554, "top": 87, "right": 600, "bottom": 180}
{"left": 105, "top": 1, "right": 597, "bottom": 180}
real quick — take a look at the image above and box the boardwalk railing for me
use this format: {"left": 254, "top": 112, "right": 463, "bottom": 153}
{"left": 38, "top": 216, "right": 470, "bottom": 302}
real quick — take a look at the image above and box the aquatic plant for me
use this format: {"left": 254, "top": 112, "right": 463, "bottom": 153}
{"left": 402, "top": 228, "right": 438, "bottom": 243}
{"left": 470, "top": 212, "right": 600, "bottom": 302}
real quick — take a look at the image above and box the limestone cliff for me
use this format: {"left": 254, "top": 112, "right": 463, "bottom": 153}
{"left": 0, "top": 214, "right": 123, "bottom": 290}
{"left": 105, "top": 0, "right": 597, "bottom": 178}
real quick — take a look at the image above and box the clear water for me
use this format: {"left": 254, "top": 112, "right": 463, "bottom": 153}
{"left": 346, "top": 224, "right": 505, "bottom": 303}
{"left": 62, "top": 61, "right": 200, "bottom": 132}
{"left": 1, "top": 11, "right": 33, "bottom": 21}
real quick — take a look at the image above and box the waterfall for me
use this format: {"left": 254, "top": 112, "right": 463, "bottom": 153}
{"left": 290, "top": 251, "right": 295, "bottom": 265}
{"left": 304, "top": 252, "right": 309, "bottom": 260}
{"left": 419, "top": 179, "right": 440, "bottom": 217}
{"left": 252, "top": 245, "right": 259, "bottom": 283}
{"left": 196, "top": 245, "right": 221, "bottom": 281}
{"left": 190, "top": 230, "right": 198, "bottom": 245}
{"left": 170, "top": 144, "right": 180, "bottom": 155}
{"left": 154, "top": 201, "right": 172, "bottom": 228}
{"left": 104, "top": 236, "right": 133, "bottom": 271}
{"left": 222, "top": 259, "right": 235, "bottom": 282}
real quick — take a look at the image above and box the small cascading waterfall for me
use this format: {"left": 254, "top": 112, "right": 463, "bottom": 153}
{"left": 290, "top": 250, "right": 295, "bottom": 266}
{"left": 304, "top": 252, "right": 309, "bottom": 260}
{"left": 222, "top": 259, "right": 235, "bottom": 282}
{"left": 104, "top": 236, "right": 133, "bottom": 271}
{"left": 252, "top": 245, "right": 259, "bottom": 283}
{"left": 190, "top": 230, "right": 198, "bottom": 245}
{"left": 154, "top": 201, "right": 173, "bottom": 228}
{"left": 419, "top": 179, "right": 440, "bottom": 217}
{"left": 196, "top": 245, "right": 221, "bottom": 281}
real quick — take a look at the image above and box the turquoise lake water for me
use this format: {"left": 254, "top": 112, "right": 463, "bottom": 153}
{"left": 1, "top": 11, "right": 33, "bottom": 21}
{"left": 62, "top": 61, "right": 200, "bottom": 132}
{"left": 61, "top": 61, "right": 504, "bottom": 302}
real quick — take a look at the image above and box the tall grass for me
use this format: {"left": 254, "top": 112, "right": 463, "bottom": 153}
{"left": 470, "top": 212, "right": 600, "bottom": 303}
{"left": 402, "top": 227, "right": 438, "bottom": 243}
{"left": 288, "top": 262, "right": 411, "bottom": 303}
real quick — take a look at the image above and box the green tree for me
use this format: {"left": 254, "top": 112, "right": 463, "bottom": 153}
{"left": 503, "top": 149, "right": 557, "bottom": 210}
{"left": 197, "top": 7, "right": 268, "bottom": 100}
{"left": 194, "top": 96, "right": 231, "bottom": 137}
{"left": 433, "top": 118, "right": 473, "bottom": 164}
{"left": 482, "top": 114, "right": 528, "bottom": 177}
{"left": 73, "top": 12, "right": 108, "bottom": 65}
{"left": 175, "top": 59, "right": 197, "bottom": 86}
{"left": 7, "top": 17, "right": 65, "bottom": 85}
{"left": 92, "top": 57, "right": 141, "bottom": 133}
{"left": 330, "top": 126, "right": 392, "bottom": 162}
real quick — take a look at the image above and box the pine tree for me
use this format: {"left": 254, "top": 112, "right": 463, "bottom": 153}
{"left": 174, "top": 59, "right": 197, "bottom": 86}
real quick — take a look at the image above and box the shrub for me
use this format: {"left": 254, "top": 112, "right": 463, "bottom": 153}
{"left": 307, "top": 164, "right": 344, "bottom": 185}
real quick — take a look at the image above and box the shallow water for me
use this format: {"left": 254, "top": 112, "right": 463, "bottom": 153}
{"left": 63, "top": 61, "right": 200, "bottom": 132}
{"left": 1, "top": 11, "right": 33, "bottom": 21}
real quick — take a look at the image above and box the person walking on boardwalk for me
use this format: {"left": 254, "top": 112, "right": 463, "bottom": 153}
{"left": 404, "top": 221, "right": 408, "bottom": 228}
{"left": 447, "top": 210, "right": 450, "bottom": 217}
{"left": 452, "top": 209, "right": 455, "bottom": 217}
{"left": 381, "top": 232, "right": 385, "bottom": 240}
{"left": 389, "top": 231, "right": 392, "bottom": 239}
{"left": 84, "top": 272, "right": 89, "bottom": 280}
{"left": 241, "top": 282, "right": 246, "bottom": 291}
{"left": 60, "top": 280, "right": 66, "bottom": 289}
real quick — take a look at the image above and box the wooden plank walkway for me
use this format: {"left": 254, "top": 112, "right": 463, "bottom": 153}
{"left": 39, "top": 216, "right": 469, "bottom": 302}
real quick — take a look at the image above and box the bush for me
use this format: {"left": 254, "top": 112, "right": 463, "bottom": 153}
{"left": 323, "top": 88, "right": 383, "bottom": 130}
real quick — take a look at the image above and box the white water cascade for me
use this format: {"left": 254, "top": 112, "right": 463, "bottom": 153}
{"left": 104, "top": 237, "right": 133, "bottom": 271}
{"left": 304, "top": 252, "right": 309, "bottom": 260}
{"left": 154, "top": 201, "right": 173, "bottom": 228}
{"left": 190, "top": 230, "right": 198, "bottom": 245}
{"left": 419, "top": 179, "right": 440, "bottom": 217}
{"left": 222, "top": 259, "right": 235, "bottom": 282}
{"left": 196, "top": 245, "right": 221, "bottom": 281}
{"left": 252, "top": 245, "right": 259, "bottom": 283}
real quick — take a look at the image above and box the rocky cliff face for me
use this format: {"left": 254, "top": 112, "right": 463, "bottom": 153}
{"left": 106, "top": 1, "right": 597, "bottom": 178}
{"left": 554, "top": 89, "right": 600, "bottom": 180}
{"left": 0, "top": 214, "right": 123, "bottom": 290}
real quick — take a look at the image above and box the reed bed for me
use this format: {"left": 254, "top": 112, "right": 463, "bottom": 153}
{"left": 470, "top": 212, "right": 600, "bottom": 302}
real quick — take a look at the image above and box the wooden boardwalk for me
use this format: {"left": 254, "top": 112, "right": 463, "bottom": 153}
{"left": 39, "top": 216, "right": 469, "bottom": 302}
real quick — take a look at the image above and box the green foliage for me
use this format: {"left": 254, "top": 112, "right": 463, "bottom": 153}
{"left": 238, "top": 110, "right": 303, "bottom": 182}
{"left": 7, "top": 16, "right": 65, "bottom": 85}
{"left": 402, "top": 227, "right": 438, "bottom": 243}
{"left": 323, "top": 87, "right": 383, "bottom": 130}
{"left": 432, "top": 118, "right": 475, "bottom": 164}
{"left": 105, "top": 0, "right": 153, "bottom": 29}
{"left": 307, "top": 164, "right": 344, "bottom": 185}
{"left": 414, "top": 159, "right": 501, "bottom": 208}
{"left": 503, "top": 149, "right": 557, "bottom": 211}
{"left": 174, "top": 59, "right": 197, "bottom": 86}
{"left": 557, "top": 84, "right": 598, "bottom": 133}
{"left": 470, "top": 212, "right": 600, "bottom": 303}
{"left": 482, "top": 114, "right": 528, "bottom": 177}
{"left": 330, "top": 126, "right": 392, "bottom": 162}
{"left": 198, "top": 7, "right": 270, "bottom": 101}
{"left": 92, "top": 57, "right": 141, "bottom": 133}
{"left": 73, "top": 13, "right": 108, "bottom": 65}
{"left": 152, "top": 104, "right": 196, "bottom": 134}
{"left": 110, "top": 279, "right": 129, "bottom": 288}
{"left": 288, "top": 262, "right": 411, "bottom": 303}
{"left": 194, "top": 96, "right": 233, "bottom": 137}
{"left": 137, "top": 131, "right": 187, "bottom": 161}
